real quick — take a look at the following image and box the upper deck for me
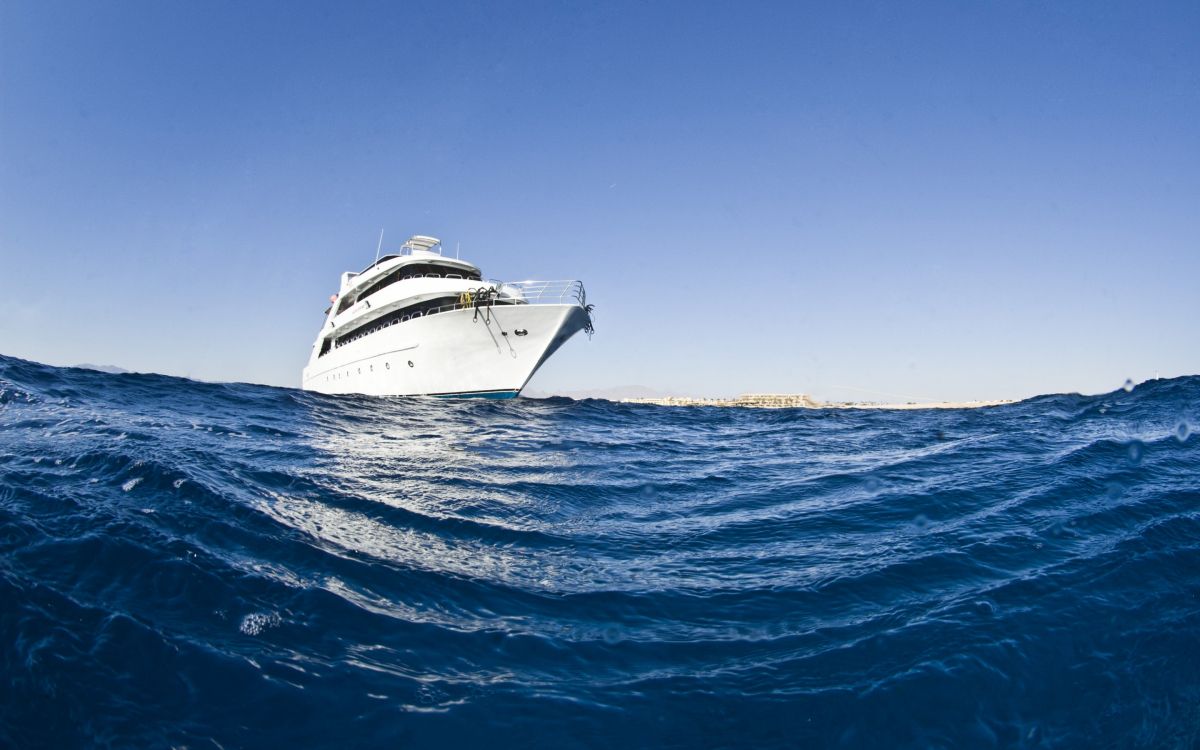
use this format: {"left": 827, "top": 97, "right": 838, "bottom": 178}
{"left": 330, "top": 236, "right": 483, "bottom": 315}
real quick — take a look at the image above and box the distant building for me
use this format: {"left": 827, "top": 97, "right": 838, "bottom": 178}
{"left": 621, "top": 393, "right": 819, "bottom": 409}
{"left": 732, "top": 393, "right": 820, "bottom": 408}
{"left": 620, "top": 393, "right": 1013, "bottom": 410}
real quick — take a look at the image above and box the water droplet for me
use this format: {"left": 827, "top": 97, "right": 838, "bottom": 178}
{"left": 911, "top": 514, "right": 930, "bottom": 530}
{"left": 974, "top": 600, "right": 996, "bottom": 616}
{"left": 1122, "top": 379, "right": 1134, "bottom": 392}
{"left": 1126, "top": 441, "right": 1144, "bottom": 465}
{"left": 1176, "top": 422, "right": 1191, "bottom": 443}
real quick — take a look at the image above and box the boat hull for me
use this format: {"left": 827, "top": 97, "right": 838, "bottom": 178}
{"left": 300, "top": 303, "right": 588, "bottom": 397}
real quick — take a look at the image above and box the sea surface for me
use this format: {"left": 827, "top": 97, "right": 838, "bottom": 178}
{"left": 1, "top": 354, "right": 1198, "bottom": 749}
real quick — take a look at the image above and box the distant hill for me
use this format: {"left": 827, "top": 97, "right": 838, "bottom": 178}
{"left": 73, "top": 363, "right": 130, "bottom": 375}
{"left": 523, "top": 385, "right": 672, "bottom": 401}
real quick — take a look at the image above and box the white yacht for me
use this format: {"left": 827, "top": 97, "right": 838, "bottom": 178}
{"left": 301, "top": 235, "right": 593, "bottom": 398}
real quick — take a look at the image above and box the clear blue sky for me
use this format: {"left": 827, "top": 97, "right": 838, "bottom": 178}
{"left": 2, "top": 1, "right": 1196, "bottom": 401}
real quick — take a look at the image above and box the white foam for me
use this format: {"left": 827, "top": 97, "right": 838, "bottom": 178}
{"left": 239, "top": 612, "right": 281, "bottom": 636}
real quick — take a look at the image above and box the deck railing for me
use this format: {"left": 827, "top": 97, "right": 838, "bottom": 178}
{"left": 490, "top": 279, "right": 587, "bottom": 307}
{"left": 417, "top": 279, "right": 586, "bottom": 318}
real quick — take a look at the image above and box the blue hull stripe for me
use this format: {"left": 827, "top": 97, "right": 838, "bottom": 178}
{"left": 429, "top": 389, "right": 520, "bottom": 399}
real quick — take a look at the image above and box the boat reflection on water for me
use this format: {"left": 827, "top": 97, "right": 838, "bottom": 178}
{"left": 257, "top": 395, "right": 585, "bottom": 605}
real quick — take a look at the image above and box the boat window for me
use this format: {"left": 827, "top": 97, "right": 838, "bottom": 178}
{"left": 354, "top": 262, "right": 482, "bottom": 303}
{"left": 330, "top": 294, "right": 460, "bottom": 349}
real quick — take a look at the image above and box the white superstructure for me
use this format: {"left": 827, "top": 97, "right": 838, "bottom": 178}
{"left": 301, "top": 235, "right": 592, "bottom": 398}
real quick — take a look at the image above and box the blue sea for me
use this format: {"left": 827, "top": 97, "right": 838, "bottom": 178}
{"left": 1, "top": 354, "right": 1197, "bottom": 749}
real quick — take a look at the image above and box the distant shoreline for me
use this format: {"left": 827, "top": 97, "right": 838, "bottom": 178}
{"left": 619, "top": 393, "right": 1016, "bottom": 410}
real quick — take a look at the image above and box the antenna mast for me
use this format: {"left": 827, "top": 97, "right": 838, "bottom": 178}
{"left": 374, "top": 228, "right": 385, "bottom": 263}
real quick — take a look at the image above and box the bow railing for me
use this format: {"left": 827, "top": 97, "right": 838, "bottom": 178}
{"left": 413, "top": 280, "right": 586, "bottom": 319}
{"left": 491, "top": 279, "right": 587, "bottom": 307}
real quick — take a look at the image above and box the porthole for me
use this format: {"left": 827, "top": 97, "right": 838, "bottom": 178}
{"left": 385, "top": 362, "right": 390, "bottom": 369}
{"left": 408, "top": 360, "right": 414, "bottom": 368}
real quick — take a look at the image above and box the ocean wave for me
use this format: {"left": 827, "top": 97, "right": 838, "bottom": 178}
{"left": 1, "top": 354, "right": 1197, "bottom": 748}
